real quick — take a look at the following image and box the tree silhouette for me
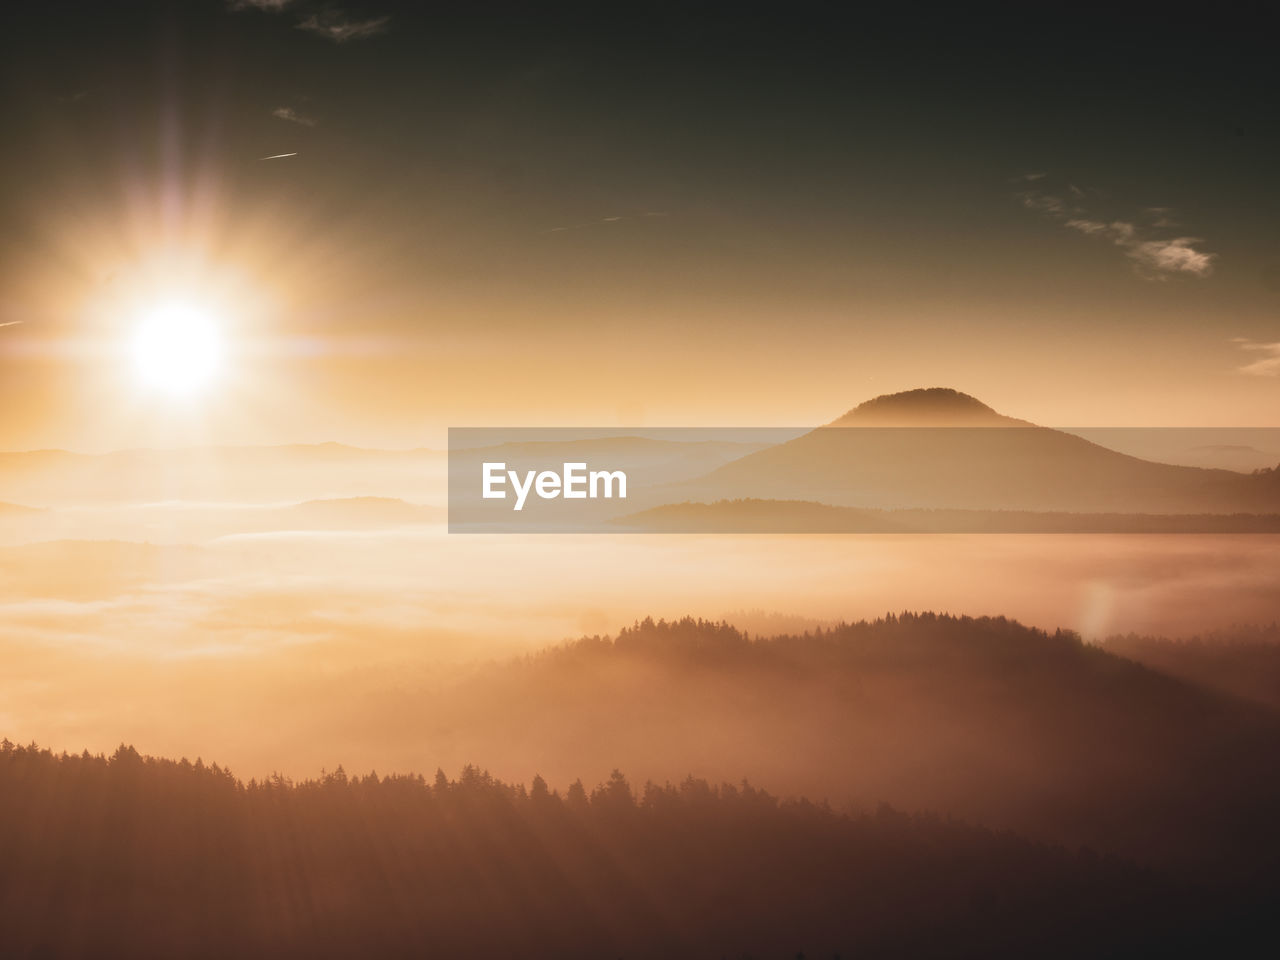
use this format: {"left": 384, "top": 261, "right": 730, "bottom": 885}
{"left": 0, "top": 738, "right": 1271, "bottom": 958}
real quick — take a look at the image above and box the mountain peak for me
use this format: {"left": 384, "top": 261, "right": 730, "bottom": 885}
{"left": 830, "top": 388, "right": 1027, "bottom": 427}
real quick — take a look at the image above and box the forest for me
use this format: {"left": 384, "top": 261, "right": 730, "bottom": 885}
{"left": 4, "top": 613, "right": 1280, "bottom": 956}
{"left": 0, "top": 738, "right": 1270, "bottom": 959}
{"left": 355, "top": 613, "right": 1280, "bottom": 866}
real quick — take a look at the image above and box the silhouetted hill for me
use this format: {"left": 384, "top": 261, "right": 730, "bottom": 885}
{"left": 618, "top": 498, "right": 1280, "bottom": 532}
{"left": 362, "top": 613, "right": 1280, "bottom": 865}
{"left": 689, "top": 389, "right": 1276, "bottom": 513}
{"left": 1106, "top": 625, "right": 1280, "bottom": 709}
{"left": 0, "top": 740, "right": 1265, "bottom": 959}
{"left": 273, "top": 496, "right": 442, "bottom": 528}
{"left": 830, "top": 387, "right": 1030, "bottom": 427}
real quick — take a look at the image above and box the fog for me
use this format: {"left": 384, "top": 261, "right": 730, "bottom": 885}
{"left": 4, "top": 516, "right": 1278, "bottom": 784}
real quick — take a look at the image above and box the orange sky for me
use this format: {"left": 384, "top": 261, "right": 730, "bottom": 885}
{"left": 2, "top": 3, "right": 1277, "bottom": 451}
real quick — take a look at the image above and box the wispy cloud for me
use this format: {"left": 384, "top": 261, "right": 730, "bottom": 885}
{"left": 1127, "top": 237, "right": 1215, "bottom": 277}
{"left": 229, "top": 0, "right": 295, "bottom": 10}
{"left": 1232, "top": 339, "right": 1280, "bottom": 377}
{"left": 1016, "top": 175, "right": 1216, "bottom": 279}
{"left": 1021, "top": 193, "right": 1068, "bottom": 216}
{"left": 544, "top": 212, "right": 670, "bottom": 234}
{"left": 297, "top": 11, "right": 389, "bottom": 42}
{"left": 272, "top": 106, "right": 316, "bottom": 127}
{"left": 231, "top": 1, "right": 389, "bottom": 43}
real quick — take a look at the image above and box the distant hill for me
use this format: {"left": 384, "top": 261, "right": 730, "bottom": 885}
{"left": 0, "top": 501, "right": 42, "bottom": 516}
{"left": 687, "top": 388, "right": 1277, "bottom": 513}
{"left": 276, "top": 496, "right": 442, "bottom": 527}
{"left": 1065, "top": 431, "right": 1280, "bottom": 471}
{"left": 618, "top": 498, "right": 1280, "bottom": 532}
{"left": 358, "top": 612, "right": 1280, "bottom": 865}
{"left": 1105, "top": 625, "right": 1280, "bottom": 709}
{"left": 0, "top": 444, "right": 447, "bottom": 507}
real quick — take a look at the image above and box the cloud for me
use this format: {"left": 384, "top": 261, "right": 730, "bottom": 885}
{"left": 297, "top": 11, "right": 389, "bottom": 42}
{"left": 1233, "top": 339, "right": 1280, "bottom": 377}
{"left": 272, "top": 106, "right": 316, "bottom": 127}
{"left": 1019, "top": 192, "right": 1067, "bottom": 216}
{"left": 543, "top": 212, "right": 670, "bottom": 234}
{"left": 231, "top": 0, "right": 389, "bottom": 42}
{"left": 1017, "top": 178, "right": 1215, "bottom": 279}
{"left": 229, "top": 0, "right": 295, "bottom": 9}
{"left": 1062, "top": 220, "right": 1214, "bottom": 277}
{"left": 1064, "top": 219, "right": 1108, "bottom": 236}
{"left": 1128, "top": 238, "right": 1215, "bottom": 278}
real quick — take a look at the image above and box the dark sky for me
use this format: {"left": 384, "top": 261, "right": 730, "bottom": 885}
{"left": 1, "top": 2, "right": 1278, "bottom": 447}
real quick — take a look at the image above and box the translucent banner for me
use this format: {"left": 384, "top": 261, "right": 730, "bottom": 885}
{"left": 448, "top": 427, "right": 1280, "bottom": 533}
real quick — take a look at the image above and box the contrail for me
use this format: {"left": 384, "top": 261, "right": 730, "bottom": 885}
{"left": 259, "top": 152, "right": 298, "bottom": 160}
{"left": 0, "top": 320, "right": 24, "bottom": 328}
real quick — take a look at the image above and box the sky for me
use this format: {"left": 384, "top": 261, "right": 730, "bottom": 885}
{"left": 1, "top": 2, "right": 1278, "bottom": 451}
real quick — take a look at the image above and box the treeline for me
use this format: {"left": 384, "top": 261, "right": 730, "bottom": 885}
{"left": 462, "top": 612, "right": 1280, "bottom": 866}
{"left": 1106, "top": 623, "right": 1280, "bottom": 709}
{"left": 0, "top": 740, "right": 1258, "bottom": 959}
{"left": 561, "top": 611, "right": 1089, "bottom": 662}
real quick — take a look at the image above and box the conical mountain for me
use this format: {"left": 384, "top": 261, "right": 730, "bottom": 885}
{"left": 690, "top": 389, "right": 1271, "bottom": 513}
{"left": 830, "top": 388, "right": 1028, "bottom": 427}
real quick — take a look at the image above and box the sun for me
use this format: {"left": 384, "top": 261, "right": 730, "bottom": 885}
{"left": 131, "top": 301, "right": 225, "bottom": 396}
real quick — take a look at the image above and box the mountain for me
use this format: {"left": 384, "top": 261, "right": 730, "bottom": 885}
{"left": 281, "top": 496, "right": 441, "bottom": 527}
{"left": 830, "top": 387, "right": 1030, "bottom": 427}
{"left": 0, "top": 501, "right": 42, "bottom": 516}
{"left": 1060, "top": 430, "right": 1280, "bottom": 471}
{"left": 1105, "top": 625, "right": 1280, "bottom": 709}
{"left": 686, "top": 388, "right": 1276, "bottom": 513}
{"left": 618, "top": 498, "right": 1280, "bottom": 533}
{"left": 350, "top": 613, "right": 1280, "bottom": 865}
{"left": 0, "top": 443, "right": 447, "bottom": 507}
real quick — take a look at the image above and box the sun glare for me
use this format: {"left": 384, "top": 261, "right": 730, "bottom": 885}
{"left": 132, "top": 302, "right": 224, "bottom": 396}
